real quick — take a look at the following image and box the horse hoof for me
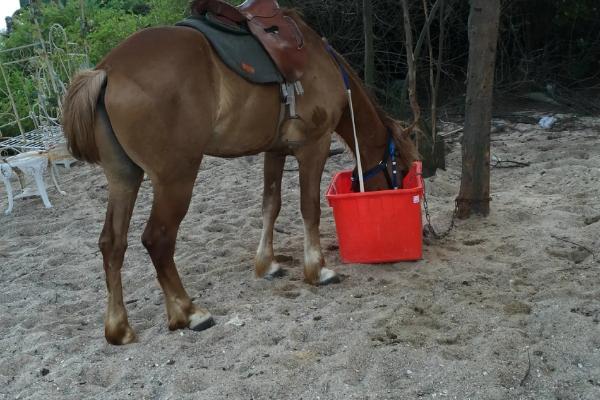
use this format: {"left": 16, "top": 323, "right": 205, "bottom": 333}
{"left": 264, "top": 263, "right": 285, "bottom": 281}
{"left": 189, "top": 313, "right": 215, "bottom": 332}
{"left": 319, "top": 268, "right": 340, "bottom": 286}
{"left": 105, "top": 326, "right": 137, "bottom": 346}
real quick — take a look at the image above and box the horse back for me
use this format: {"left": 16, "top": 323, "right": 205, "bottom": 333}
{"left": 96, "top": 26, "right": 282, "bottom": 170}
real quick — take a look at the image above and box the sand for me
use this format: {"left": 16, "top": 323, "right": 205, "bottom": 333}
{"left": 0, "top": 113, "right": 599, "bottom": 400}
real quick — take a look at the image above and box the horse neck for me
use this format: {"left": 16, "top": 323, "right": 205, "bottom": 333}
{"left": 288, "top": 12, "right": 389, "bottom": 164}
{"left": 334, "top": 70, "right": 388, "bottom": 167}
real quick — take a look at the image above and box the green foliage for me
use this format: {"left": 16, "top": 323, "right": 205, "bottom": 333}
{"left": 554, "top": 0, "right": 598, "bottom": 24}
{"left": 0, "top": 0, "right": 190, "bottom": 136}
{"left": 2, "top": 0, "right": 192, "bottom": 62}
{"left": 86, "top": 0, "right": 189, "bottom": 61}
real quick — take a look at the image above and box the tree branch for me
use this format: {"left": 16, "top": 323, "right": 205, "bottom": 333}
{"left": 399, "top": 0, "right": 440, "bottom": 118}
{"left": 401, "top": 0, "right": 421, "bottom": 137}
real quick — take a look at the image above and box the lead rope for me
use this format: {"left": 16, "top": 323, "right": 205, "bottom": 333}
{"left": 421, "top": 176, "right": 458, "bottom": 239}
{"left": 346, "top": 89, "right": 365, "bottom": 192}
{"left": 325, "top": 42, "right": 365, "bottom": 192}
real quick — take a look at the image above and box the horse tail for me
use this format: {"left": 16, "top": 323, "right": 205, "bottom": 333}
{"left": 62, "top": 69, "right": 107, "bottom": 164}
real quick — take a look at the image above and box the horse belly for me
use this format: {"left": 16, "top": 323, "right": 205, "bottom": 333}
{"left": 204, "top": 78, "right": 281, "bottom": 157}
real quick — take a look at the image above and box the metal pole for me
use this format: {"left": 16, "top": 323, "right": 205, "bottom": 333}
{"left": 0, "top": 62, "right": 26, "bottom": 138}
{"left": 79, "top": 0, "right": 90, "bottom": 65}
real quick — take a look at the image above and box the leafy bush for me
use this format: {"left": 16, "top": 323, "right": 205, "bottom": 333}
{"left": 0, "top": 0, "right": 189, "bottom": 136}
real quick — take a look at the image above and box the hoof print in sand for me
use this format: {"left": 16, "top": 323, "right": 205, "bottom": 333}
{"left": 546, "top": 246, "right": 591, "bottom": 264}
{"left": 570, "top": 304, "right": 600, "bottom": 323}
{"left": 584, "top": 214, "right": 600, "bottom": 226}
{"left": 274, "top": 283, "right": 300, "bottom": 299}
{"left": 503, "top": 300, "right": 532, "bottom": 315}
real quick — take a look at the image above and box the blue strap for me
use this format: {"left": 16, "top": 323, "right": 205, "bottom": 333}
{"left": 389, "top": 135, "right": 398, "bottom": 189}
{"left": 351, "top": 130, "right": 400, "bottom": 190}
{"left": 325, "top": 44, "right": 351, "bottom": 90}
{"left": 363, "top": 163, "right": 387, "bottom": 180}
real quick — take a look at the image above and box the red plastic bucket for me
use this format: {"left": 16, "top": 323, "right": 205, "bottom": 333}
{"left": 326, "top": 161, "right": 423, "bottom": 263}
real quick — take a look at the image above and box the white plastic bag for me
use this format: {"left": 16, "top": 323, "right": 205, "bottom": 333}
{"left": 539, "top": 116, "right": 557, "bottom": 129}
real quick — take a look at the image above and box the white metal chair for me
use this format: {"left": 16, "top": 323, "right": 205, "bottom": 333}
{"left": 0, "top": 151, "right": 55, "bottom": 214}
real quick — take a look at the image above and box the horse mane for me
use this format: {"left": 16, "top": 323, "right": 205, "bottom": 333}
{"left": 330, "top": 49, "right": 420, "bottom": 169}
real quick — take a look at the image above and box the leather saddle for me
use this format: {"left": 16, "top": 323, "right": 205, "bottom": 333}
{"left": 191, "top": 0, "right": 307, "bottom": 82}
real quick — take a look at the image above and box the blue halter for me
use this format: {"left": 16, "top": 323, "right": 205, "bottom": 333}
{"left": 351, "top": 129, "right": 401, "bottom": 191}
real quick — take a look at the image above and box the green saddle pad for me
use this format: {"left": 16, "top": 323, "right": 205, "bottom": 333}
{"left": 176, "top": 14, "right": 283, "bottom": 84}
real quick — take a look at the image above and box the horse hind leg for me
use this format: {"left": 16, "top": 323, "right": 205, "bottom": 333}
{"left": 142, "top": 175, "right": 214, "bottom": 332}
{"left": 95, "top": 104, "right": 143, "bottom": 345}
{"left": 255, "top": 152, "right": 286, "bottom": 279}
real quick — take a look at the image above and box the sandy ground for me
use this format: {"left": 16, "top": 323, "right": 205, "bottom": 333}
{"left": 0, "top": 113, "right": 599, "bottom": 400}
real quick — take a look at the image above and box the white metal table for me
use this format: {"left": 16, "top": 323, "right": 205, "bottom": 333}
{"left": 0, "top": 126, "right": 76, "bottom": 168}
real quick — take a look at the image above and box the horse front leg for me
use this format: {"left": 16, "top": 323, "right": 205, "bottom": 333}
{"left": 255, "top": 152, "right": 286, "bottom": 279}
{"left": 295, "top": 135, "right": 339, "bottom": 285}
{"left": 142, "top": 175, "right": 214, "bottom": 333}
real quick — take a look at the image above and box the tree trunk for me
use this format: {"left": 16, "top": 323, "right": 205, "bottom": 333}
{"left": 362, "top": 0, "right": 375, "bottom": 88}
{"left": 456, "top": 0, "right": 500, "bottom": 219}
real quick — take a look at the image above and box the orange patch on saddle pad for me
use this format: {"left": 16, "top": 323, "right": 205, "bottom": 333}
{"left": 241, "top": 63, "right": 256, "bottom": 74}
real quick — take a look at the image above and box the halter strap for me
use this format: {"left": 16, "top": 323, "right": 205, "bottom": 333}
{"left": 325, "top": 44, "right": 351, "bottom": 90}
{"left": 351, "top": 129, "right": 401, "bottom": 190}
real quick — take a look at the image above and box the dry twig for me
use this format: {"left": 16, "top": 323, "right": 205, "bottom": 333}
{"left": 439, "top": 127, "right": 463, "bottom": 137}
{"left": 519, "top": 348, "right": 531, "bottom": 387}
{"left": 491, "top": 159, "right": 530, "bottom": 169}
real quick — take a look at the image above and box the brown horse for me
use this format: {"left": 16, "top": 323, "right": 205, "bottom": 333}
{"left": 62, "top": 8, "right": 417, "bottom": 345}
